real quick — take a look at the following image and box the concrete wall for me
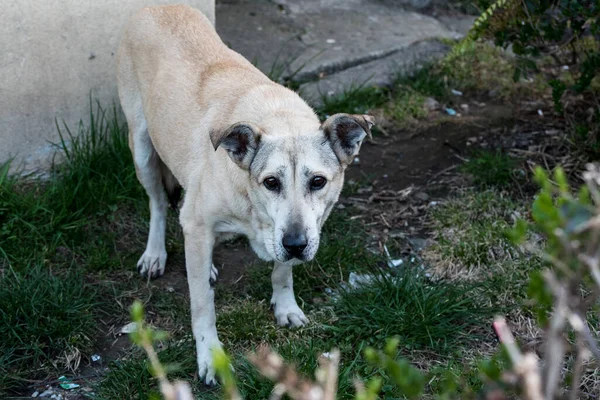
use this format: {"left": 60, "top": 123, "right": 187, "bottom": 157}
{"left": 1, "top": 0, "right": 215, "bottom": 172}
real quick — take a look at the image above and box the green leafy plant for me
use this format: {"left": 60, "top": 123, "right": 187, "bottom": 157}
{"left": 503, "top": 164, "right": 600, "bottom": 398}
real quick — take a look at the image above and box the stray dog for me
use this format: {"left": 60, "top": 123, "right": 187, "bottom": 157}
{"left": 117, "top": 4, "right": 374, "bottom": 385}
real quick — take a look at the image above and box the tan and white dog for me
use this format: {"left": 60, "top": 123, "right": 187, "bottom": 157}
{"left": 116, "top": 4, "right": 373, "bottom": 384}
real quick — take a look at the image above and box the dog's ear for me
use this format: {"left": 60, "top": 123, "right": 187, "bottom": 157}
{"left": 321, "top": 113, "right": 375, "bottom": 167}
{"left": 210, "top": 122, "right": 261, "bottom": 170}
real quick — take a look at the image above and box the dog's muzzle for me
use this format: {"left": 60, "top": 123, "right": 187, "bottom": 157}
{"left": 282, "top": 229, "right": 308, "bottom": 260}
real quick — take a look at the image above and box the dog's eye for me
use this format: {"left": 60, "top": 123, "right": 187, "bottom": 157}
{"left": 310, "top": 176, "right": 327, "bottom": 190}
{"left": 263, "top": 177, "right": 280, "bottom": 191}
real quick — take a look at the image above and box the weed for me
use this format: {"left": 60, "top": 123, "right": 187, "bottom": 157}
{"left": 394, "top": 64, "right": 449, "bottom": 100}
{"left": 0, "top": 265, "right": 98, "bottom": 395}
{"left": 386, "top": 88, "right": 428, "bottom": 123}
{"left": 317, "top": 85, "right": 388, "bottom": 119}
{"left": 461, "top": 150, "right": 517, "bottom": 188}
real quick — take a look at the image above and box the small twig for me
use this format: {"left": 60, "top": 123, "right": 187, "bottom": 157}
{"left": 567, "top": 313, "right": 600, "bottom": 362}
{"left": 543, "top": 271, "right": 568, "bottom": 399}
{"left": 427, "top": 164, "right": 459, "bottom": 183}
{"left": 493, "top": 317, "right": 543, "bottom": 400}
{"left": 319, "top": 350, "right": 340, "bottom": 400}
{"left": 569, "top": 339, "right": 586, "bottom": 400}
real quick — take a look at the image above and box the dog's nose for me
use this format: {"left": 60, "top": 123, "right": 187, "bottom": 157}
{"left": 282, "top": 232, "right": 307, "bottom": 258}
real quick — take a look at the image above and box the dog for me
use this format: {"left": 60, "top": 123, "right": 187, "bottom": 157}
{"left": 116, "top": 4, "right": 374, "bottom": 384}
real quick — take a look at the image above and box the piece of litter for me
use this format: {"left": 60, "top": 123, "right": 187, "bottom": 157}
{"left": 348, "top": 272, "right": 377, "bottom": 288}
{"left": 423, "top": 97, "right": 439, "bottom": 111}
{"left": 120, "top": 322, "right": 138, "bottom": 334}
{"left": 445, "top": 108, "right": 457, "bottom": 116}
{"left": 537, "top": 109, "right": 544, "bottom": 116}
{"left": 326, "top": 38, "right": 336, "bottom": 44}
{"left": 383, "top": 174, "right": 388, "bottom": 178}
{"left": 429, "top": 201, "right": 438, "bottom": 206}
{"left": 388, "top": 259, "right": 404, "bottom": 268}
{"left": 383, "top": 244, "right": 404, "bottom": 268}
{"left": 451, "top": 89, "right": 463, "bottom": 96}
{"left": 91, "top": 354, "right": 101, "bottom": 362}
{"left": 353, "top": 156, "right": 360, "bottom": 164}
{"left": 39, "top": 389, "right": 53, "bottom": 397}
{"left": 58, "top": 376, "right": 80, "bottom": 390}
{"left": 31, "top": 391, "right": 39, "bottom": 398}
{"left": 562, "top": 65, "right": 569, "bottom": 70}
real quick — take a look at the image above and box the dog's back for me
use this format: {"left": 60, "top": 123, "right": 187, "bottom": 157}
{"left": 116, "top": 5, "right": 297, "bottom": 184}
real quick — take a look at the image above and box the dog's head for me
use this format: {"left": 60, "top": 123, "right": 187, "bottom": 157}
{"left": 211, "top": 113, "right": 374, "bottom": 263}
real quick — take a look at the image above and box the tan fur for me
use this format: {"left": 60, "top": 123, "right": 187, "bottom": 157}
{"left": 116, "top": 5, "right": 373, "bottom": 384}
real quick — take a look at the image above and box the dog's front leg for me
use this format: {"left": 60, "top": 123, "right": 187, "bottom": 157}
{"left": 183, "top": 222, "right": 221, "bottom": 385}
{"left": 270, "top": 262, "right": 308, "bottom": 328}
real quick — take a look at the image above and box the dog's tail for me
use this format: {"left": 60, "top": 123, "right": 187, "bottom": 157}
{"left": 159, "top": 158, "right": 182, "bottom": 210}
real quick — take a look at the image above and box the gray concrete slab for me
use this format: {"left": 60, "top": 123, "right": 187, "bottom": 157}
{"left": 217, "top": 0, "right": 474, "bottom": 106}
{"left": 297, "top": 39, "right": 450, "bottom": 105}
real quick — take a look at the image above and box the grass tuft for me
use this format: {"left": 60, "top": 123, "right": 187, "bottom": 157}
{"left": 328, "top": 268, "right": 497, "bottom": 354}
{"left": 461, "top": 150, "right": 517, "bottom": 188}
{"left": 0, "top": 265, "right": 98, "bottom": 394}
{"left": 0, "top": 100, "right": 142, "bottom": 267}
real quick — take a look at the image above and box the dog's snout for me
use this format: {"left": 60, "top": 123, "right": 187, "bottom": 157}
{"left": 282, "top": 230, "right": 307, "bottom": 259}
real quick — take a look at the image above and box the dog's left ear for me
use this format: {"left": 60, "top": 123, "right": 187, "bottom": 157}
{"left": 210, "top": 122, "right": 261, "bottom": 170}
{"left": 321, "top": 113, "right": 375, "bottom": 167}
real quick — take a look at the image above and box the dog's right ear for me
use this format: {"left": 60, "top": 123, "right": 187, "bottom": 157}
{"left": 210, "top": 123, "right": 261, "bottom": 170}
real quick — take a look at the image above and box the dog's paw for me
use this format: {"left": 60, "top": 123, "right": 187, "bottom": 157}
{"left": 209, "top": 264, "right": 218, "bottom": 286}
{"left": 272, "top": 299, "right": 309, "bottom": 328}
{"left": 196, "top": 343, "right": 220, "bottom": 386}
{"left": 137, "top": 250, "right": 167, "bottom": 278}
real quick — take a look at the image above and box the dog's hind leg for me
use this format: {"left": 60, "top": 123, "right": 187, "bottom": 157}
{"left": 131, "top": 125, "right": 169, "bottom": 278}
{"left": 119, "top": 79, "right": 169, "bottom": 278}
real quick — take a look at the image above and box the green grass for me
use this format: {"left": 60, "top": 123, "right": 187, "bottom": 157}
{"left": 0, "top": 100, "right": 145, "bottom": 395}
{"left": 0, "top": 265, "right": 98, "bottom": 394}
{"left": 327, "top": 268, "right": 497, "bottom": 354}
{"left": 461, "top": 150, "right": 517, "bottom": 188}
{"left": 425, "top": 189, "right": 543, "bottom": 309}
{"left": 317, "top": 85, "right": 389, "bottom": 119}
{"left": 0, "top": 100, "right": 143, "bottom": 268}
{"left": 97, "top": 337, "right": 387, "bottom": 400}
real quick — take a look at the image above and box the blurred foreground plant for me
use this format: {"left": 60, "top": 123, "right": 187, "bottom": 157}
{"left": 130, "top": 301, "right": 194, "bottom": 400}
{"left": 501, "top": 163, "right": 600, "bottom": 399}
